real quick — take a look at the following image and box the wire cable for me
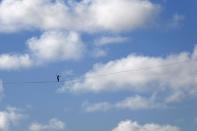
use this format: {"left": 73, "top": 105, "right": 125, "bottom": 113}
{"left": 2, "top": 59, "right": 193, "bottom": 86}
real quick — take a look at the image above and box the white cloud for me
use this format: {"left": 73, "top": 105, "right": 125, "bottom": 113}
{"left": 0, "top": 0, "right": 160, "bottom": 32}
{"left": 0, "top": 0, "right": 160, "bottom": 69}
{"left": 0, "top": 0, "right": 68, "bottom": 32}
{"left": 95, "top": 36, "right": 128, "bottom": 46}
{"left": 60, "top": 45, "right": 197, "bottom": 103}
{"left": 28, "top": 31, "right": 85, "bottom": 62}
{"left": 0, "top": 31, "right": 85, "bottom": 70}
{"left": 0, "top": 107, "right": 24, "bottom": 131}
{"left": 86, "top": 0, "right": 160, "bottom": 32}
{"left": 83, "top": 95, "right": 162, "bottom": 112}
{"left": 29, "top": 118, "right": 65, "bottom": 131}
{"left": 115, "top": 95, "right": 161, "bottom": 110}
{"left": 112, "top": 120, "right": 180, "bottom": 131}
{"left": 0, "top": 54, "right": 32, "bottom": 70}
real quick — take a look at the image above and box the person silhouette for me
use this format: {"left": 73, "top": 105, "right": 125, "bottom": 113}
{"left": 57, "top": 75, "right": 61, "bottom": 82}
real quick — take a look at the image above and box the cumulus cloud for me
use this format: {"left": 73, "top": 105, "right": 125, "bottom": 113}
{"left": 28, "top": 31, "right": 85, "bottom": 62}
{"left": 112, "top": 120, "right": 180, "bottom": 131}
{"left": 83, "top": 95, "right": 162, "bottom": 112}
{"left": 29, "top": 118, "right": 65, "bottom": 131}
{"left": 0, "top": 0, "right": 160, "bottom": 70}
{"left": 0, "top": 0, "right": 160, "bottom": 32}
{"left": 0, "top": 107, "right": 24, "bottom": 131}
{"left": 0, "top": 31, "right": 85, "bottom": 70}
{"left": 59, "top": 45, "right": 197, "bottom": 103}
{"left": 0, "top": 54, "right": 32, "bottom": 70}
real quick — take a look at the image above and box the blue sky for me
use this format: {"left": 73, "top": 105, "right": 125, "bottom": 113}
{"left": 0, "top": 0, "right": 197, "bottom": 131}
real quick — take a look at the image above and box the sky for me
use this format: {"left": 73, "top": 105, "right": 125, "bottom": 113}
{"left": 0, "top": 0, "right": 197, "bottom": 131}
